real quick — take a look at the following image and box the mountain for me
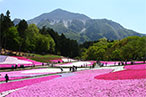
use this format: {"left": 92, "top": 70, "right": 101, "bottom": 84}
{"left": 13, "top": 18, "right": 21, "bottom": 25}
{"left": 28, "top": 9, "right": 90, "bottom": 25}
{"left": 28, "top": 9, "right": 144, "bottom": 43}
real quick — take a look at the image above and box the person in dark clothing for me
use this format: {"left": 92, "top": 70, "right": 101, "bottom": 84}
{"left": 69, "top": 67, "right": 72, "bottom": 72}
{"left": 15, "top": 64, "right": 18, "bottom": 69}
{"left": 60, "top": 67, "right": 63, "bottom": 72}
{"left": 5, "top": 74, "right": 9, "bottom": 83}
{"left": 72, "top": 65, "right": 75, "bottom": 72}
{"left": 75, "top": 66, "right": 77, "bottom": 71}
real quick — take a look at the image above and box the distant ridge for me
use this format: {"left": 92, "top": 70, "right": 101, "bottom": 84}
{"left": 20, "top": 9, "right": 144, "bottom": 43}
{"left": 28, "top": 8, "right": 90, "bottom": 25}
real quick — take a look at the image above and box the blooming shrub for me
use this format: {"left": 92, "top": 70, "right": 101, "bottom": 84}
{"left": 50, "top": 59, "right": 63, "bottom": 63}
{"left": 6, "top": 69, "right": 146, "bottom": 97}
{"left": 0, "top": 75, "right": 60, "bottom": 93}
{"left": 124, "top": 64, "right": 146, "bottom": 70}
{"left": 0, "top": 76, "right": 29, "bottom": 82}
{"left": 6, "top": 69, "right": 115, "bottom": 97}
{"left": 0, "top": 56, "right": 42, "bottom": 68}
{"left": 95, "top": 69, "right": 146, "bottom": 80}
{"left": 13, "top": 56, "right": 42, "bottom": 66}
{"left": 0, "top": 68, "right": 62, "bottom": 82}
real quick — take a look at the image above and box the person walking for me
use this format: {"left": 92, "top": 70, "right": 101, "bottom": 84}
{"left": 5, "top": 74, "right": 9, "bottom": 83}
{"left": 60, "top": 67, "right": 63, "bottom": 72}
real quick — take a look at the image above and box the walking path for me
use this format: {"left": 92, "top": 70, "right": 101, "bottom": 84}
{"left": 94, "top": 64, "right": 124, "bottom": 72}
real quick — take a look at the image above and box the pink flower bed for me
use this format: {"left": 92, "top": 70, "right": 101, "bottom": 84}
{"left": 0, "top": 75, "right": 60, "bottom": 93}
{"left": 134, "top": 61, "right": 144, "bottom": 64}
{"left": 124, "top": 64, "right": 146, "bottom": 70}
{"left": 0, "top": 56, "right": 42, "bottom": 68}
{"left": 88, "top": 61, "right": 96, "bottom": 66}
{"left": 0, "top": 76, "right": 29, "bottom": 82}
{"left": 100, "top": 61, "right": 145, "bottom": 66}
{"left": 13, "top": 56, "right": 42, "bottom": 66}
{"left": 6, "top": 69, "right": 146, "bottom": 97}
{"left": 0, "top": 68, "right": 61, "bottom": 82}
{"left": 50, "top": 59, "right": 63, "bottom": 63}
{"left": 0, "top": 64, "right": 16, "bottom": 68}
{"left": 54, "top": 61, "right": 96, "bottom": 67}
{"left": 54, "top": 62, "right": 72, "bottom": 66}
{"left": 95, "top": 69, "right": 146, "bottom": 80}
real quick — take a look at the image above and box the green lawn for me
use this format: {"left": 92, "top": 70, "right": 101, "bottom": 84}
{"left": 26, "top": 54, "right": 61, "bottom": 63}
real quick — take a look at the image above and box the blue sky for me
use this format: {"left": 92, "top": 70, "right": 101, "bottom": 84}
{"left": 0, "top": 0, "right": 146, "bottom": 34}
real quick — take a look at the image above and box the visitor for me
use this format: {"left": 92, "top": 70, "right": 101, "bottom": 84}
{"left": 75, "top": 66, "right": 77, "bottom": 71}
{"left": 60, "top": 67, "right": 63, "bottom": 72}
{"left": 69, "top": 67, "right": 72, "bottom": 72}
{"left": 15, "top": 64, "right": 18, "bottom": 69}
{"left": 11, "top": 65, "right": 14, "bottom": 69}
{"left": 72, "top": 65, "right": 75, "bottom": 72}
{"left": 105, "top": 63, "right": 107, "bottom": 66}
{"left": 114, "top": 62, "right": 116, "bottom": 66}
{"left": 92, "top": 63, "right": 96, "bottom": 68}
{"left": 5, "top": 74, "right": 9, "bottom": 83}
{"left": 118, "top": 62, "right": 120, "bottom": 66}
{"left": 86, "top": 64, "right": 87, "bottom": 67}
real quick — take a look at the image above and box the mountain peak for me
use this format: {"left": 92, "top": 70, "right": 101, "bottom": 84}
{"left": 28, "top": 9, "right": 90, "bottom": 25}
{"left": 50, "top": 8, "right": 72, "bottom": 15}
{"left": 52, "top": 8, "right": 66, "bottom": 12}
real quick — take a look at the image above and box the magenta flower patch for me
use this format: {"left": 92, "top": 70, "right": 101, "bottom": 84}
{"left": 95, "top": 69, "right": 146, "bottom": 80}
{"left": 124, "top": 64, "right": 146, "bottom": 70}
{"left": 5, "top": 69, "right": 146, "bottom": 97}
{"left": 0, "top": 75, "right": 60, "bottom": 93}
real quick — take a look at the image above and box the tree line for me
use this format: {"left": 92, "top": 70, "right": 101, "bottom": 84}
{"left": 81, "top": 36, "right": 146, "bottom": 62}
{"left": 0, "top": 10, "right": 79, "bottom": 58}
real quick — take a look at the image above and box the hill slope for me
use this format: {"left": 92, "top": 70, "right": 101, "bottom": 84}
{"left": 28, "top": 9, "right": 143, "bottom": 43}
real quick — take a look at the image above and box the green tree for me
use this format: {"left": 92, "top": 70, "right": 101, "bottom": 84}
{"left": 17, "top": 19, "right": 28, "bottom": 54}
{"left": 0, "top": 11, "right": 13, "bottom": 52}
{"left": 6, "top": 26, "right": 20, "bottom": 50}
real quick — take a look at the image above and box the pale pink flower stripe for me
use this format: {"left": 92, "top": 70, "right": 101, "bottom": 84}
{"left": 88, "top": 61, "right": 96, "bottom": 66}
{"left": 0, "top": 68, "right": 56, "bottom": 79}
{"left": 0, "top": 75, "right": 61, "bottom": 93}
{"left": 95, "top": 69, "right": 146, "bottom": 80}
{"left": 13, "top": 56, "right": 42, "bottom": 65}
{"left": 0, "top": 56, "right": 42, "bottom": 68}
{"left": 54, "top": 62, "right": 72, "bottom": 66}
{"left": 124, "top": 64, "right": 146, "bottom": 70}
{"left": 54, "top": 61, "right": 96, "bottom": 66}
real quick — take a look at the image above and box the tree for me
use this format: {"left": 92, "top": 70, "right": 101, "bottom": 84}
{"left": 17, "top": 19, "right": 28, "bottom": 54}
{"left": 17, "top": 19, "right": 28, "bottom": 38}
{"left": 0, "top": 11, "right": 14, "bottom": 52}
{"left": 23, "top": 24, "right": 39, "bottom": 52}
{"left": 6, "top": 27, "right": 20, "bottom": 51}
